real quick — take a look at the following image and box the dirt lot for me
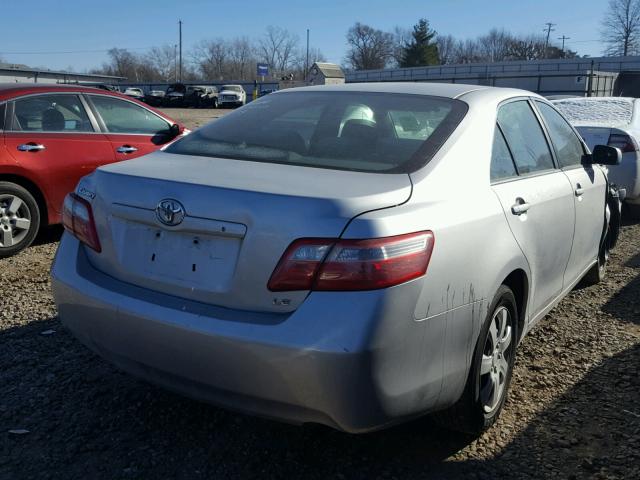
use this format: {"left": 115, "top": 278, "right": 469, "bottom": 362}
{"left": 1, "top": 109, "right": 639, "bottom": 479}
{"left": 159, "top": 107, "right": 235, "bottom": 129}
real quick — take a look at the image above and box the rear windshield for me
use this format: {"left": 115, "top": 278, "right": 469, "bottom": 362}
{"left": 166, "top": 91, "right": 467, "bottom": 173}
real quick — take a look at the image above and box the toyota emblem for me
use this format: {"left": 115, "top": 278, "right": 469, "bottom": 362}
{"left": 155, "top": 199, "right": 185, "bottom": 226}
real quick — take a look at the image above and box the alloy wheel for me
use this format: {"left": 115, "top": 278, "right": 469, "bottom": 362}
{"left": 0, "top": 194, "right": 32, "bottom": 248}
{"left": 479, "top": 305, "right": 513, "bottom": 413}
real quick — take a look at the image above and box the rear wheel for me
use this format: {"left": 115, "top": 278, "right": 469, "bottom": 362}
{"left": 434, "top": 285, "right": 518, "bottom": 434}
{"left": 583, "top": 225, "right": 610, "bottom": 285}
{"left": 0, "top": 182, "right": 41, "bottom": 258}
{"left": 212, "top": 98, "right": 218, "bottom": 109}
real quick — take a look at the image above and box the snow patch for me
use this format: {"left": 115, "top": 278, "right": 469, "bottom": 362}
{"left": 552, "top": 97, "right": 634, "bottom": 127}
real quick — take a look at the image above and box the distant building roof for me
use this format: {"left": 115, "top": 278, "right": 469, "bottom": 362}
{"left": 312, "top": 62, "right": 345, "bottom": 79}
{"left": 0, "top": 63, "right": 125, "bottom": 81}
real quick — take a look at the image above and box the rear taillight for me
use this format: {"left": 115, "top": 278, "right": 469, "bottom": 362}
{"left": 62, "top": 193, "right": 101, "bottom": 252}
{"left": 268, "top": 231, "right": 434, "bottom": 292}
{"left": 608, "top": 133, "right": 638, "bottom": 153}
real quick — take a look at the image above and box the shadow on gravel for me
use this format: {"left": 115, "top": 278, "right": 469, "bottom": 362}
{"left": 2, "top": 312, "right": 639, "bottom": 480}
{"left": 33, "top": 225, "right": 63, "bottom": 247}
{"left": 602, "top": 272, "right": 640, "bottom": 326}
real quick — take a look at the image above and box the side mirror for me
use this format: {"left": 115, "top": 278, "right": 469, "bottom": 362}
{"left": 169, "top": 123, "right": 181, "bottom": 138}
{"left": 588, "top": 145, "right": 622, "bottom": 165}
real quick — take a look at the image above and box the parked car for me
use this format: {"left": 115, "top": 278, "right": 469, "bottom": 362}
{"left": 80, "top": 83, "right": 120, "bottom": 93}
{"left": 123, "top": 87, "right": 145, "bottom": 102}
{"left": 163, "top": 83, "right": 187, "bottom": 107}
{"left": 52, "top": 83, "right": 621, "bottom": 435}
{"left": 0, "top": 83, "right": 186, "bottom": 257}
{"left": 218, "top": 84, "right": 246, "bottom": 107}
{"left": 184, "top": 85, "right": 219, "bottom": 108}
{"left": 552, "top": 96, "right": 640, "bottom": 217}
{"left": 145, "top": 90, "right": 166, "bottom": 107}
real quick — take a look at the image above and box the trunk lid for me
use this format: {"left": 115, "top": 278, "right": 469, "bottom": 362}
{"left": 83, "top": 151, "right": 412, "bottom": 313}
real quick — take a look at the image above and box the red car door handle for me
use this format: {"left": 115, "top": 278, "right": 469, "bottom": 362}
{"left": 116, "top": 145, "right": 138, "bottom": 154}
{"left": 17, "top": 143, "right": 46, "bottom": 152}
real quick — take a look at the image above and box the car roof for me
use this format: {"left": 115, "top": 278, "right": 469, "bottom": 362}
{"left": 0, "top": 83, "right": 125, "bottom": 102}
{"left": 278, "top": 82, "right": 539, "bottom": 101}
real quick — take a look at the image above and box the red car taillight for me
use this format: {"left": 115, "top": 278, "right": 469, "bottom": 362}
{"left": 62, "top": 193, "right": 101, "bottom": 252}
{"left": 268, "top": 231, "right": 434, "bottom": 292}
{"left": 608, "top": 133, "right": 639, "bottom": 153}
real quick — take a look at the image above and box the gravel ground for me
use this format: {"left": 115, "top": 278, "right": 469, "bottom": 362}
{"left": 158, "top": 107, "right": 235, "bottom": 129}
{"left": 1, "top": 109, "right": 639, "bottom": 479}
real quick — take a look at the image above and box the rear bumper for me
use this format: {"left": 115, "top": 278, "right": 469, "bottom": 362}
{"left": 51, "top": 235, "right": 457, "bottom": 432}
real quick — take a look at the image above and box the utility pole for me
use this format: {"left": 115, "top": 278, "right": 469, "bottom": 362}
{"left": 543, "top": 22, "right": 556, "bottom": 57}
{"left": 174, "top": 44, "right": 178, "bottom": 82}
{"left": 305, "top": 29, "right": 310, "bottom": 82}
{"left": 178, "top": 19, "right": 183, "bottom": 82}
{"left": 557, "top": 35, "right": 570, "bottom": 53}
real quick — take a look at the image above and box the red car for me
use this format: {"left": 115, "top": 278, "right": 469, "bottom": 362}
{"left": 0, "top": 84, "right": 185, "bottom": 257}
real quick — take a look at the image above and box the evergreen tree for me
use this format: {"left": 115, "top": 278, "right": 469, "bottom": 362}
{"left": 400, "top": 19, "right": 439, "bottom": 67}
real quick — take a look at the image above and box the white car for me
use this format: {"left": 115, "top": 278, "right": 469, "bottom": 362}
{"left": 123, "top": 87, "right": 145, "bottom": 102}
{"left": 218, "top": 84, "right": 246, "bottom": 108}
{"left": 552, "top": 97, "right": 640, "bottom": 217}
{"left": 52, "top": 83, "right": 621, "bottom": 434}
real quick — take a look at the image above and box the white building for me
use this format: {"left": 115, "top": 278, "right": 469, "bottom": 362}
{"left": 0, "top": 64, "right": 124, "bottom": 85}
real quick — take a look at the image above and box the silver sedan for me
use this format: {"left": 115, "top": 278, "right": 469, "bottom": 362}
{"left": 51, "top": 83, "right": 620, "bottom": 434}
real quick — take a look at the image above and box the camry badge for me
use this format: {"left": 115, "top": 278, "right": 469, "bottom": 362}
{"left": 155, "top": 199, "right": 186, "bottom": 226}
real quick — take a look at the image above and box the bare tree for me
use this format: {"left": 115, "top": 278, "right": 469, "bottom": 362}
{"left": 436, "top": 34, "right": 457, "bottom": 64}
{"left": 454, "top": 39, "right": 483, "bottom": 64}
{"left": 191, "top": 38, "right": 228, "bottom": 80}
{"left": 392, "top": 26, "right": 412, "bottom": 66}
{"left": 258, "top": 26, "right": 299, "bottom": 76}
{"left": 478, "top": 29, "right": 512, "bottom": 62}
{"left": 95, "top": 48, "right": 157, "bottom": 82}
{"left": 145, "top": 45, "right": 176, "bottom": 82}
{"left": 505, "top": 35, "right": 547, "bottom": 60}
{"left": 227, "top": 37, "right": 255, "bottom": 80}
{"left": 345, "top": 22, "right": 394, "bottom": 70}
{"left": 602, "top": 0, "right": 640, "bottom": 55}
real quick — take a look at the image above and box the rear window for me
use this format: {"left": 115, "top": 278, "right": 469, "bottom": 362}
{"left": 166, "top": 91, "right": 468, "bottom": 173}
{"left": 0, "top": 103, "right": 5, "bottom": 130}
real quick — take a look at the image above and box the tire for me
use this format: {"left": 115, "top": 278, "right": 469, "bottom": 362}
{"left": 583, "top": 221, "right": 610, "bottom": 285}
{"left": 433, "top": 285, "right": 518, "bottom": 435}
{"left": 0, "top": 182, "right": 41, "bottom": 258}
{"left": 212, "top": 98, "right": 218, "bottom": 109}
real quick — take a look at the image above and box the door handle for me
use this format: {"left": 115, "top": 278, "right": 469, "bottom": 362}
{"left": 511, "top": 198, "right": 531, "bottom": 216}
{"left": 575, "top": 184, "right": 584, "bottom": 196}
{"left": 17, "top": 143, "right": 46, "bottom": 152}
{"left": 116, "top": 145, "right": 138, "bottom": 154}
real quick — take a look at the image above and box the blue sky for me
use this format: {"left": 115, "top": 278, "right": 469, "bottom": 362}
{"left": 0, "top": 0, "right": 606, "bottom": 71}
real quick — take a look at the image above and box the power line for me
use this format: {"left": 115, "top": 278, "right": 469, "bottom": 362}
{"left": 0, "top": 46, "right": 155, "bottom": 55}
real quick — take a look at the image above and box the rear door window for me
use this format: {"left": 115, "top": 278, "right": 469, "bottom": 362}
{"left": 535, "top": 101, "right": 586, "bottom": 168}
{"left": 10, "top": 94, "right": 94, "bottom": 132}
{"left": 491, "top": 125, "right": 518, "bottom": 181}
{"left": 166, "top": 91, "right": 468, "bottom": 173}
{"left": 0, "top": 103, "right": 5, "bottom": 130}
{"left": 497, "top": 100, "right": 555, "bottom": 175}
{"left": 89, "top": 95, "right": 170, "bottom": 134}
